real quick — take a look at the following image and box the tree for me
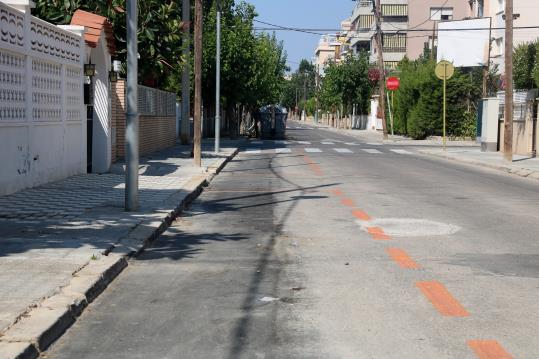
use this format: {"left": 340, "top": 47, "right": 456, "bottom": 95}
{"left": 513, "top": 41, "right": 537, "bottom": 90}
{"left": 33, "top": 0, "right": 185, "bottom": 90}
{"left": 318, "top": 52, "right": 372, "bottom": 115}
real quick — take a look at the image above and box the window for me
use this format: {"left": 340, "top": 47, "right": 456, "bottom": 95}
{"left": 430, "top": 7, "right": 454, "bottom": 21}
{"left": 358, "top": 15, "right": 375, "bottom": 29}
{"left": 382, "top": 33, "right": 406, "bottom": 52}
{"left": 381, "top": 4, "right": 408, "bottom": 16}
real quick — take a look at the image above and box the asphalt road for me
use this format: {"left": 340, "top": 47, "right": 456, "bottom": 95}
{"left": 47, "top": 122, "right": 539, "bottom": 358}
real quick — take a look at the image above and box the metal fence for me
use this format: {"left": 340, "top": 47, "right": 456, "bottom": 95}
{"left": 138, "top": 85, "right": 176, "bottom": 117}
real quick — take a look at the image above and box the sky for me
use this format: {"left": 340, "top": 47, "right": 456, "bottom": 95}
{"left": 244, "top": 0, "right": 354, "bottom": 72}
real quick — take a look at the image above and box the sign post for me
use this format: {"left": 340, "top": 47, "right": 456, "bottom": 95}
{"left": 435, "top": 61, "right": 454, "bottom": 151}
{"left": 386, "top": 76, "right": 400, "bottom": 138}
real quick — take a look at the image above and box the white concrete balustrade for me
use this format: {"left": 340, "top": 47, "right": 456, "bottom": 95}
{"left": 0, "top": 0, "right": 85, "bottom": 195}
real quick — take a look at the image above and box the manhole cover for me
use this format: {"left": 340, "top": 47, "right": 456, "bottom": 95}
{"left": 358, "top": 218, "right": 461, "bottom": 237}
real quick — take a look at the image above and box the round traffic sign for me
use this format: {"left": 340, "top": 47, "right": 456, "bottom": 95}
{"left": 435, "top": 60, "right": 454, "bottom": 80}
{"left": 386, "top": 76, "right": 400, "bottom": 91}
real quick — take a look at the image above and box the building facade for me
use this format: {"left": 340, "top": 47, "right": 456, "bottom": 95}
{"left": 407, "top": 0, "right": 468, "bottom": 60}
{"left": 468, "top": 0, "right": 539, "bottom": 72}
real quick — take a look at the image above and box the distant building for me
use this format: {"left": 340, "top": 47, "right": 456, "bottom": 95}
{"left": 468, "top": 0, "right": 539, "bottom": 72}
{"left": 348, "top": 0, "right": 408, "bottom": 69}
{"left": 407, "top": 0, "right": 468, "bottom": 60}
{"left": 314, "top": 34, "right": 341, "bottom": 74}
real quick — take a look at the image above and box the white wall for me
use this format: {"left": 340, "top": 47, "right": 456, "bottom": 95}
{"left": 90, "top": 34, "right": 112, "bottom": 173}
{"left": 0, "top": 2, "right": 85, "bottom": 195}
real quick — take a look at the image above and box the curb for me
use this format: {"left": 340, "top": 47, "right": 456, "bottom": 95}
{"left": 419, "top": 150, "right": 539, "bottom": 181}
{"left": 0, "top": 149, "right": 238, "bottom": 359}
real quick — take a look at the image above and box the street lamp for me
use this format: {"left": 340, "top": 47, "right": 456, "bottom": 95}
{"left": 215, "top": 0, "right": 221, "bottom": 153}
{"left": 84, "top": 61, "right": 96, "bottom": 77}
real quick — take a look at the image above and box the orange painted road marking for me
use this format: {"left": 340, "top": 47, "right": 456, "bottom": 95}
{"left": 367, "top": 227, "right": 391, "bottom": 240}
{"left": 303, "top": 155, "right": 323, "bottom": 176}
{"left": 341, "top": 198, "right": 355, "bottom": 207}
{"left": 416, "top": 281, "right": 470, "bottom": 317}
{"left": 387, "top": 248, "right": 421, "bottom": 269}
{"left": 352, "top": 209, "right": 371, "bottom": 221}
{"left": 468, "top": 340, "right": 514, "bottom": 359}
{"left": 329, "top": 188, "right": 344, "bottom": 196}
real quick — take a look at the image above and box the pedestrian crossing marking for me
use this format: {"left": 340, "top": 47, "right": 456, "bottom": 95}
{"left": 304, "top": 148, "right": 322, "bottom": 153}
{"left": 334, "top": 148, "right": 353, "bottom": 153}
{"left": 245, "top": 149, "right": 261, "bottom": 154}
{"left": 275, "top": 148, "right": 291, "bottom": 153}
{"left": 321, "top": 142, "right": 335, "bottom": 145}
{"left": 362, "top": 149, "right": 382, "bottom": 154}
{"left": 390, "top": 149, "right": 413, "bottom": 155}
{"left": 345, "top": 142, "right": 360, "bottom": 146}
{"left": 297, "top": 141, "right": 311, "bottom": 145}
{"left": 274, "top": 140, "right": 289, "bottom": 145}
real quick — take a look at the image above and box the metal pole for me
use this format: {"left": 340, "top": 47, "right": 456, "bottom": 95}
{"left": 504, "top": 0, "right": 514, "bottom": 162}
{"left": 125, "top": 0, "right": 139, "bottom": 211}
{"left": 387, "top": 91, "right": 394, "bottom": 137}
{"left": 215, "top": 0, "right": 221, "bottom": 153}
{"left": 181, "top": 0, "right": 191, "bottom": 145}
{"left": 193, "top": 0, "right": 202, "bottom": 166}
{"left": 443, "top": 76, "right": 447, "bottom": 151}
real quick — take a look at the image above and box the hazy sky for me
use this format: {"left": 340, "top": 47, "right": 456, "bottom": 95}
{"left": 244, "top": 0, "right": 354, "bottom": 72}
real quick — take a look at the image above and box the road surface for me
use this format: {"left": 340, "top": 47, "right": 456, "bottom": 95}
{"left": 47, "top": 122, "right": 539, "bottom": 358}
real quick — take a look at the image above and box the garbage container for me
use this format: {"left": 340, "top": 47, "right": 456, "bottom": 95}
{"left": 259, "top": 105, "right": 287, "bottom": 139}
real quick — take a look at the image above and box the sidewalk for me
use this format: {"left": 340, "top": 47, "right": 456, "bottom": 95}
{"left": 0, "top": 141, "right": 240, "bottom": 358}
{"left": 418, "top": 147, "right": 539, "bottom": 181}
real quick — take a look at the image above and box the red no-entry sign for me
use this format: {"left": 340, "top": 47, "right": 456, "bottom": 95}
{"left": 386, "top": 77, "right": 400, "bottom": 91}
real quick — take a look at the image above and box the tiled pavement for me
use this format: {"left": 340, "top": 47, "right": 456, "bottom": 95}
{"left": 0, "top": 142, "right": 239, "bottom": 334}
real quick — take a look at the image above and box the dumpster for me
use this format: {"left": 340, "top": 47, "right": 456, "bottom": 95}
{"left": 259, "top": 105, "right": 288, "bottom": 139}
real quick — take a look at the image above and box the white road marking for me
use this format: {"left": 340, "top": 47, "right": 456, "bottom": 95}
{"left": 390, "top": 149, "right": 413, "bottom": 155}
{"left": 297, "top": 141, "right": 311, "bottom": 145}
{"left": 362, "top": 149, "right": 383, "bottom": 154}
{"left": 275, "top": 148, "right": 291, "bottom": 153}
{"left": 274, "top": 140, "right": 289, "bottom": 145}
{"left": 345, "top": 142, "right": 360, "bottom": 146}
{"left": 304, "top": 148, "right": 322, "bottom": 153}
{"left": 334, "top": 148, "right": 353, "bottom": 153}
{"left": 245, "top": 149, "right": 261, "bottom": 154}
{"left": 321, "top": 142, "right": 335, "bottom": 145}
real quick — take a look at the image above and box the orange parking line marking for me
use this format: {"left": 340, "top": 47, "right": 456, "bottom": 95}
{"left": 387, "top": 248, "right": 421, "bottom": 269}
{"left": 468, "top": 340, "right": 513, "bottom": 359}
{"left": 416, "top": 281, "right": 470, "bottom": 317}
{"left": 352, "top": 209, "right": 371, "bottom": 221}
{"left": 367, "top": 227, "right": 391, "bottom": 240}
{"left": 341, "top": 198, "right": 355, "bottom": 207}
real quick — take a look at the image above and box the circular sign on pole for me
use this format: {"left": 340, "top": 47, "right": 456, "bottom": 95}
{"left": 435, "top": 60, "right": 455, "bottom": 80}
{"left": 386, "top": 76, "right": 400, "bottom": 91}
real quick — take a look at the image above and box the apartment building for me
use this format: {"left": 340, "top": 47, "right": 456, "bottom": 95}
{"left": 348, "top": 0, "right": 408, "bottom": 69}
{"left": 468, "top": 0, "right": 539, "bottom": 71}
{"left": 407, "top": 0, "right": 468, "bottom": 59}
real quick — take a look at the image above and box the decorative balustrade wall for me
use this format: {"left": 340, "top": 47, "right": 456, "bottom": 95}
{"left": 0, "top": 2, "right": 85, "bottom": 195}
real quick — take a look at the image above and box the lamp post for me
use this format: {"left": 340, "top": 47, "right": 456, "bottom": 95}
{"left": 125, "top": 0, "right": 139, "bottom": 211}
{"left": 215, "top": 0, "right": 221, "bottom": 153}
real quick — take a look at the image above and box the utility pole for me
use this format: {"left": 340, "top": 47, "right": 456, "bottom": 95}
{"left": 214, "top": 0, "right": 221, "bottom": 153}
{"left": 374, "top": 0, "right": 388, "bottom": 139}
{"left": 504, "top": 0, "right": 513, "bottom": 162}
{"left": 193, "top": 0, "right": 202, "bottom": 166}
{"left": 302, "top": 72, "right": 307, "bottom": 121}
{"left": 125, "top": 0, "right": 138, "bottom": 211}
{"left": 181, "top": 0, "right": 191, "bottom": 145}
